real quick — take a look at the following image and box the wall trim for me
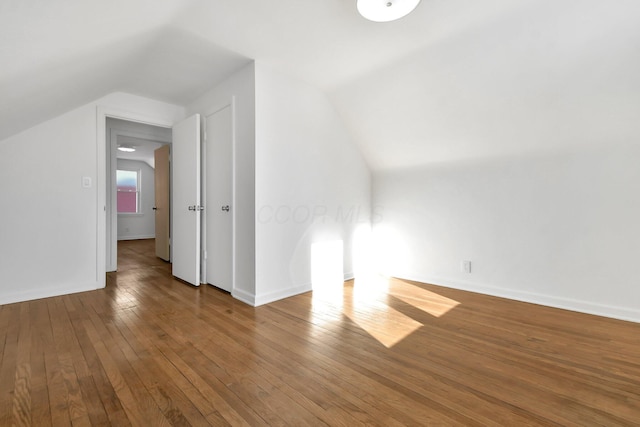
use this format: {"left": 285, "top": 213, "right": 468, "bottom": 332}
{"left": 0, "top": 281, "right": 103, "bottom": 306}
{"left": 254, "top": 283, "right": 312, "bottom": 307}
{"left": 241, "top": 274, "right": 353, "bottom": 307}
{"left": 395, "top": 273, "right": 640, "bottom": 324}
{"left": 117, "top": 234, "right": 155, "bottom": 241}
{"left": 232, "top": 288, "right": 256, "bottom": 306}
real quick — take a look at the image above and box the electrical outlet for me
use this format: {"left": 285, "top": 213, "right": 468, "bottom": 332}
{"left": 461, "top": 260, "right": 472, "bottom": 273}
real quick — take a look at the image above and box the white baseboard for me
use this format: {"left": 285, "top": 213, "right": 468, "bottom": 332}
{"left": 396, "top": 273, "right": 640, "bottom": 324}
{"left": 234, "top": 273, "right": 353, "bottom": 307}
{"left": 232, "top": 288, "right": 256, "bottom": 306}
{"left": 243, "top": 271, "right": 354, "bottom": 307}
{"left": 117, "top": 234, "right": 155, "bottom": 241}
{"left": 254, "top": 283, "right": 312, "bottom": 307}
{"left": 0, "top": 281, "right": 103, "bottom": 306}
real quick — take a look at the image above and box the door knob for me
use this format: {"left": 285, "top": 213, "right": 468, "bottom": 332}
{"left": 152, "top": 207, "right": 158, "bottom": 211}
{"left": 221, "top": 205, "right": 230, "bottom": 212}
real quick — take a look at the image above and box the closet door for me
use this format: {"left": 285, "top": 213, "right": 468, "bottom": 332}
{"left": 205, "top": 105, "right": 233, "bottom": 292}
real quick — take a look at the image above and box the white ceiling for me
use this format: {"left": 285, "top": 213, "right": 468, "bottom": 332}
{"left": 107, "top": 117, "right": 172, "bottom": 167}
{"left": 2, "top": 0, "right": 639, "bottom": 170}
{"left": 331, "top": 0, "right": 640, "bottom": 169}
{"left": 116, "top": 136, "right": 165, "bottom": 169}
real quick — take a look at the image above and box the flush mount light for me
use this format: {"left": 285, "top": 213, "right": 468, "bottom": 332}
{"left": 117, "top": 145, "right": 136, "bottom": 152}
{"left": 357, "top": 0, "right": 421, "bottom": 22}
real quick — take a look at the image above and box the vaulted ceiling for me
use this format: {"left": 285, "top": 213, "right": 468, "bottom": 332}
{"left": 2, "top": 0, "right": 639, "bottom": 170}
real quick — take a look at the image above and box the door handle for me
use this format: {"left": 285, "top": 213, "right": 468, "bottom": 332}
{"left": 152, "top": 207, "right": 158, "bottom": 211}
{"left": 188, "top": 205, "right": 196, "bottom": 211}
{"left": 221, "top": 205, "right": 230, "bottom": 212}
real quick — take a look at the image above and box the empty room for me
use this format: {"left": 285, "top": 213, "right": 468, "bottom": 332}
{"left": 1, "top": 0, "right": 639, "bottom": 425}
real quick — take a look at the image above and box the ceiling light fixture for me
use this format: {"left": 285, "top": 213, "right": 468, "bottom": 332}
{"left": 357, "top": 0, "right": 421, "bottom": 22}
{"left": 117, "top": 145, "right": 136, "bottom": 152}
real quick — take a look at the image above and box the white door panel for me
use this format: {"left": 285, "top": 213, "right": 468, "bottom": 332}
{"left": 205, "top": 106, "right": 233, "bottom": 292}
{"left": 172, "top": 114, "right": 201, "bottom": 286}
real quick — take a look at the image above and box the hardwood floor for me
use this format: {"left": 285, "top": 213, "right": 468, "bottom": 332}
{"left": 1, "top": 239, "right": 639, "bottom": 426}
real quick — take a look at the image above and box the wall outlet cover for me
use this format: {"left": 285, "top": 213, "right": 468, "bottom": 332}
{"left": 461, "top": 260, "right": 472, "bottom": 273}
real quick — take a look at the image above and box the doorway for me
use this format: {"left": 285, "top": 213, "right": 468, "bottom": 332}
{"left": 106, "top": 118, "right": 172, "bottom": 271}
{"left": 98, "top": 107, "right": 236, "bottom": 294}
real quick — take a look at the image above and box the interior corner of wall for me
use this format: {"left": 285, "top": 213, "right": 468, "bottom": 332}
{"left": 232, "top": 288, "right": 257, "bottom": 306}
{"left": 253, "top": 283, "right": 312, "bottom": 307}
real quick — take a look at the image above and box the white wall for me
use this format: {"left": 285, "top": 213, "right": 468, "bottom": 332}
{"left": 254, "top": 63, "right": 371, "bottom": 306}
{"left": 373, "top": 143, "right": 640, "bottom": 322}
{"left": 186, "top": 62, "right": 256, "bottom": 303}
{"left": 186, "top": 61, "right": 372, "bottom": 307}
{"left": 0, "top": 92, "right": 184, "bottom": 305}
{"left": 116, "top": 159, "right": 156, "bottom": 240}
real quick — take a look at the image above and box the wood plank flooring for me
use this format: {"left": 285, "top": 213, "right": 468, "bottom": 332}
{"left": 1, "top": 238, "right": 639, "bottom": 426}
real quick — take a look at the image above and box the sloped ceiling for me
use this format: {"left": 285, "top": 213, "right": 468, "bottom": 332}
{"left": 2, "top": 0, "right": 640, "bottom": 170}
{"left": 331, "top": 1, "right": 640, "bottom": 170}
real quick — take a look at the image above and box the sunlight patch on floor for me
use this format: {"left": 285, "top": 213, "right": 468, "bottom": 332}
{"left": 310, "top": 235, "right": 460, "bottom": 348}
{"left": 343, "top": 282, "right": 423, "bottom": 348}
{"left": 311, "top": 274, "right": 461, "bottom": 348}
{"left": 388, "top": 279, "right": 460, "bottom": 317}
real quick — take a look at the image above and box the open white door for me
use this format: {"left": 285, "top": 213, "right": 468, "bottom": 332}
{"left": 205, "top": 106, "right": 233, "bottom": 292}
{"left": 172, "top": 114, "right": 202, "bottom": 286}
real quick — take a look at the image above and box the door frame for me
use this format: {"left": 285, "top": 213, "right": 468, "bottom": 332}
{"left": 97, "top": 106, "right": 174, "bottom": 286}
{"left": 202, "top": 97, "right": 236, "bottom": 293}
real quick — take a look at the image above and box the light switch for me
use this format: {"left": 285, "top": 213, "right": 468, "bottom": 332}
{"left": 82, "top": 176, "right": 92, "bottom": 188}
